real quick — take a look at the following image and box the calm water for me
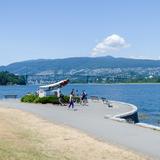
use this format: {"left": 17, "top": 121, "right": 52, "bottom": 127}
{"left": 0, "top": 84, "right": 160, "bottom": 126}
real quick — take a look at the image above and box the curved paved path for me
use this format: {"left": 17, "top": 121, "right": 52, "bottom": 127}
{"left": 0, "top": 99, "right": 160, "bottom": 159}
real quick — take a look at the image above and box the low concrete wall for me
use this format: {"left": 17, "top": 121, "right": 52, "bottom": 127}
{"left": 121, "top": 111, "right": 139, "bottom": 123}
{"left": 110, "top": 101, "right": 139, "bottom": 124}
{"left": 136, "top": 123, "right": 160, "bottom": 131}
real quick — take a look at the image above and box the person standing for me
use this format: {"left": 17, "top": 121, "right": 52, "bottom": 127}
{"left": 71, "top": 89, "right": 75, "bottom": 96}
{"left": 68, "top": 92, "right": 74, "bottom": 108}
{"left": 81, "top": 90, "right": 88, "bottom": 106}
{"left": 57, "top": 88, "right": 64, "bottom": 106}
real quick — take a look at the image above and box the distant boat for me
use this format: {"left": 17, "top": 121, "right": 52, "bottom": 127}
{"left": 38, "top": 79, "right": 69, "bottom": 97}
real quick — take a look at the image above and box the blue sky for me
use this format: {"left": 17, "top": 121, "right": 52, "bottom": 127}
{"left": 0, "top": 0, "right": 160, "bottom": 65}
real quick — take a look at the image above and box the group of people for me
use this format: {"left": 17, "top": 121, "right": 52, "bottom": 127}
{"left": 57, "top": 88, "right": 88, "bottom": 109}
{"left": 68, "top": 89, "right": 88, "bottom": 108}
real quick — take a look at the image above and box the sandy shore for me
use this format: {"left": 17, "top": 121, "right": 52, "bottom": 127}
{"left": 0, "top": 105, "right": 150, "bottom": 160}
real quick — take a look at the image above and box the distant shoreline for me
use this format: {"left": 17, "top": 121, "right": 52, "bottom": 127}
{"left": 68, "top": 82, "right": 160, "bottom": 85}
{"left": 1, "top": 82, "right": 160, "bottom": 86}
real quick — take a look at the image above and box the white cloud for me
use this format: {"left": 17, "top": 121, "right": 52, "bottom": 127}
{"left": 91, "top": 34, "right": 130, "bottom": 56}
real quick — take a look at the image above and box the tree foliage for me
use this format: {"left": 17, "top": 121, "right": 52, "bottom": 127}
{"left": 0, "top": 71, "right": 26, "bottom": 85}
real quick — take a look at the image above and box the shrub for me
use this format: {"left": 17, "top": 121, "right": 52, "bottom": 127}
{"left": 61, "top": 95, "right": 69, "bottom": 103}
{"left": 34, "top": 96, "right": 59, "bottom": 104}
{"left": 21, "top": 94, "right": 38, "bottom": 103}
{"left": 21, "top": 94, "right": 80, "bottom": 104}
{"left": 74, "top": 96, "right": 80, "bottom": 103}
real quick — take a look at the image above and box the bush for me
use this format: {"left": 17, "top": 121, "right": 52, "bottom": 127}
{"left": 61, "top": 95, "right": 69, "bottom": 103}
{"left": 34, "top": 96, "right": 59, "bottom": 104}
{"left": 21, "top": 94, "right": 80, "bottom": 104}
{"left": 21, "top": 94, "right": 38, "bottom": 103}
{"left": 74, "top": 96, "right": 80, "bottom": 103}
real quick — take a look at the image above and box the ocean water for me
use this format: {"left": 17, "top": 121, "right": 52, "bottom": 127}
{"left": 0, "top": 84, "right": 160, "bottom": 126}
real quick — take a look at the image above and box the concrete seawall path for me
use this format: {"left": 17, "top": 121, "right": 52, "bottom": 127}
{"left": 0, "top": 99, "right": 160, "bottom": 159}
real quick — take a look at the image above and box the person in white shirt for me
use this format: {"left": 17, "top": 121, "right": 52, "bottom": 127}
{"left": 68, "top": 92, "right": 74, "bottom": 108}
{"left": 57, "top": 88, "right": 63, "bottom": 105}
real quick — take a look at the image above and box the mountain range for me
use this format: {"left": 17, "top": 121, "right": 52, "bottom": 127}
{"left": 0, "top": 56, "right": 160, "bottom": 75}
